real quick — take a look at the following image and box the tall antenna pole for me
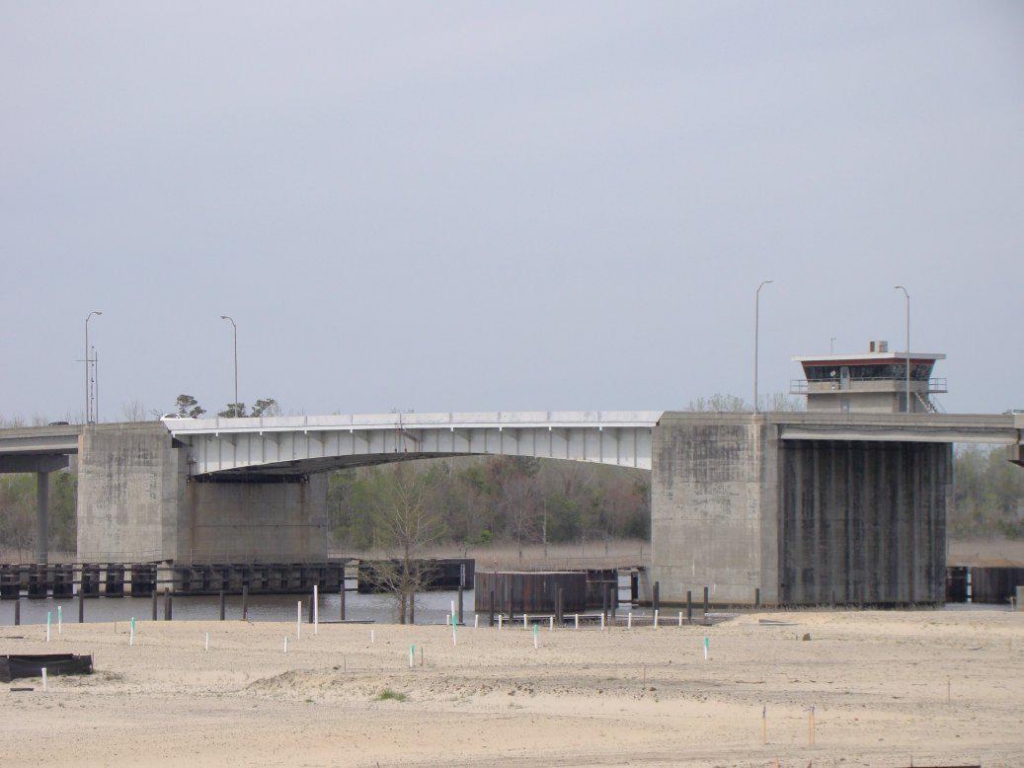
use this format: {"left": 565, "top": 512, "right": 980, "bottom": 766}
{"left": 754, "top": 280, "right": 773, "bottom": 413}
{"left": 84, "top": 311, "right": 102, "bottom": 423}
{"left": 220, "top": 315, "right": 238, "bottom": 414}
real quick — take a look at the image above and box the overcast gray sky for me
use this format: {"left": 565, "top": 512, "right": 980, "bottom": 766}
{"left": 1, "top": 2, "right": 1021, "bottom": 421}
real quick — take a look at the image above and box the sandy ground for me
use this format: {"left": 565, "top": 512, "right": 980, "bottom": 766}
{"left": 2, "top": 610, "right": 1023, "bottom": 767}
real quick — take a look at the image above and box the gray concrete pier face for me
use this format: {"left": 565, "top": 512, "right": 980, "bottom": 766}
{"left": 779, "top": 440, "right": 949, "bottom": 605}
{"left": 77, "top": 423, "right": 188, "bottom": 562}
{"left": 182, "top": 475, "right": 328, "bottom": 563}
{"left": 35, "top": 471, "right": 49, "bottom": 564}
{"left": 650, "top": 414, "right": 780, "bottom": 606}
{"left": 77, "top": 423, "right": 327, "bottom": 563}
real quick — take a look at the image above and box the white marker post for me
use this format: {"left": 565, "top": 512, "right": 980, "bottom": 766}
{"left": 678, "top": 611, "right": 683, "bottom": 627}
{"left": 574, "top": 614, "right": 579, "bottom": 631}
{"left": 46, "top": 611, "right": 52, "bottom": 643}
{"left": 284, "top": 636, "right": 288, "bottom": 653}
{"left": 654, "top": 609, "right": 659, "bottom": 630}
{"left": 600, "top": 613, "right": 605, "bottom": 631}
{"left": 627, "top": 612, "right": 633, "bottom": 630}
{"left": 498, "top": 615, "right": 503, "bottom": 631}
{"left": 523, "top": 613, "right": 528, "bottom": 630}
{"left": 205, "top": 632, "right": 209, "bottom": 651}
{"left": 42, "top": 667, "right": 47, "bottom": 692}
{"left": 533, "top": 624, "right": 538, "bottom": 649}
{"left": 703, "top": 636, "right": 709, "bottom": 661}
{"left": 451, "top": 613, "right": 457, "bottom": 646}
{"left": 370, "top": 629, "right": 375, "bottom": 644}
{"left": 313, "top": 585, "right": 319, "bottom": 635}
{"left": 296, "top": 601, "right": 301, "bottom": 640}
{"left": 57, "top": 606, "right": 62, "bottom": 635}
{"left": 409, "top": 645, "right": 415, "bottom": 669}
{"left": 474, "top": 615, "right": 479, "bottom": 629}
{"left": 129, "top": 617, "right": 135, "bottom": 647}
{"left": 548, "top": 616, "right": 553, "bottom": 631}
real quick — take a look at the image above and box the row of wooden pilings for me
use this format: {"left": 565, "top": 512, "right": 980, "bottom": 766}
{"left": 0, "top": 562, "right": 350, "bottom": 599}
{"left": 6, "top": 582, "right": 355, "bottom": 626}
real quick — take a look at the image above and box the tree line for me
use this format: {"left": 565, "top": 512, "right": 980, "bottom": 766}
{"left": 327, "top": 456, "right": 651, "bottom": 554}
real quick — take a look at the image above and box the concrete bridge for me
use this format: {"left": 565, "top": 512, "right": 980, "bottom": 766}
{"left": 1, "top": 410, "right": 1021, "bottom": 606}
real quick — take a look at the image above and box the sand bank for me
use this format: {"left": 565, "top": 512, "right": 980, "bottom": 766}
{"left": 1, "top": 610, "right": 1022, "bottom": 766}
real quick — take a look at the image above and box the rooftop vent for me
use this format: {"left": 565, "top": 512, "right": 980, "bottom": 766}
{"left": 869, "top": 340, "right": 889, "bottom": 353}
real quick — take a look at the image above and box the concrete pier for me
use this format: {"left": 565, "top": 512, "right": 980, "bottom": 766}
{"left": 650, "top": 413, "right": 951, "bottom": 606}
{"left": 35, "top": 471, "right": 49, "bottom": 565}
{"left": 77, "top": 423, "right": 327, "bottom": 563}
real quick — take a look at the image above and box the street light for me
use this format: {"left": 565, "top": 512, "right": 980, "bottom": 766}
{"left": 220, "top": 315, "right": 238, "bottom": 415}
{"left": 84, "top": 310, "right": 102, "bottom": 424}
{"left": 894, "top": 286, "right": 910, "bottom": 413}
{"left": 754, "top": 280, "right": 773, "bottom": 414}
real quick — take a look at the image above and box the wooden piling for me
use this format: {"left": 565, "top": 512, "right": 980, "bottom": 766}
{"left": 163, "top": 588, "right": 172, "bottom": 621}
{"left": 686, "top": 590, "right": 692, "bottom": 623}
{"left": 151, "top": 590, "right": 158, "bottom": 621}
{"left": 703, "top": 586, "right": 709, "bottom": 616}
{"left": 755, "top": 587, "right": 761, "bottom": 607}
{"left": 13, "top": 599, "right": 20, "bottom": 626}
{"left": 78, "top": 590, "right": 84, "bottom": 624}
{"left": 458, "top": 564, "right": 466, "bottom": 625}
{"left": 308, "top": 593, "right": 314, "bottom": 624}
{"left": 241, "top": 585, "right": 249, "bottom": 621}
{"left": 653, "top": 581, "right": 660, "bottom": 613}
{"left": 489, "top": 590, "right": 495, "bottom": 627}
{"left": 339, "top": 582, "right": 346, "bottom": 621}
{"left": 219, "top": 590, "right": 226, "bottom": 621}
{"left": 556, "top": 587, "right": 564, "bottom": 625}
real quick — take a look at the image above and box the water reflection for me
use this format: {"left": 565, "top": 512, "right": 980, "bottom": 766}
{"left": 0, "top": 587, "right": 478, "bottom": 626}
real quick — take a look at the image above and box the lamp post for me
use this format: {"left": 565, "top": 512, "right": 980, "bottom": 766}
{"left": 84, "top": 310, "right": 102, "bottom": 424}
{"left": 754, "top": 280, "right": 773, "bottom": 413}
{"left": 220, "top": 315, "right": 238, "bottom": 415}
{"left": 894, "top": 285, "right": 910, "bottom": 413}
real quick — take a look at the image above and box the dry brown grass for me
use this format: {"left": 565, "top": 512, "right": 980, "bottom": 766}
{"left": 948, "top": 538, "right": 1024, "bottom": 566}
{"left": 332, "top": 538, "right": 648, "bottom": 570}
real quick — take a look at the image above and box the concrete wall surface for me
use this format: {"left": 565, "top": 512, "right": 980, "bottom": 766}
{"left": 77, "top": 423, "right": 187, "bottom": 562}
{"left": 650, "top": 414, "right": 778, "bottom": 605}
{"left": 778, "top": 440, "right": 949, "bottom": 605}
{"left": 180, "top": 475, "right": 328, "bottom": 563}
{"left": 77, "top": 423, "right": 329, "bottom": 563}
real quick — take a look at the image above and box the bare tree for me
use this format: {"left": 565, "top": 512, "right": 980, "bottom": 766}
{"left": 369, "top": 462, "right": 446, "bottom": 624}
{"left": 499, "top": 473, "right": 540, "bottom": 561}
{"left": 121, "top": 399, "right": 148, "bottom": 422}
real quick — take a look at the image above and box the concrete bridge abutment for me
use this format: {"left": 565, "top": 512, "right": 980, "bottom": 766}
{"left": 649, "top": 413, "right": 951, "bottom": 607}
{"left": 76, "top": 423, "right": 327, "bottom": 563}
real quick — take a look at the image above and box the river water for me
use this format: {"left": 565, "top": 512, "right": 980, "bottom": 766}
{"left": 0, "top": 585, "right": 481, "bottom": 627}
{"left": 0, "top": 581, "right": 1004, "bottom": 627}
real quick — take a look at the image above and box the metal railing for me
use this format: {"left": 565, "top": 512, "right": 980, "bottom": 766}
{"left": 790, "top": 377, "right": 947, "bottom": 394}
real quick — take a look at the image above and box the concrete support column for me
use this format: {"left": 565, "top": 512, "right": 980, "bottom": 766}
{"left": 35, "top": 471, "right": 49, "bottom": 565}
